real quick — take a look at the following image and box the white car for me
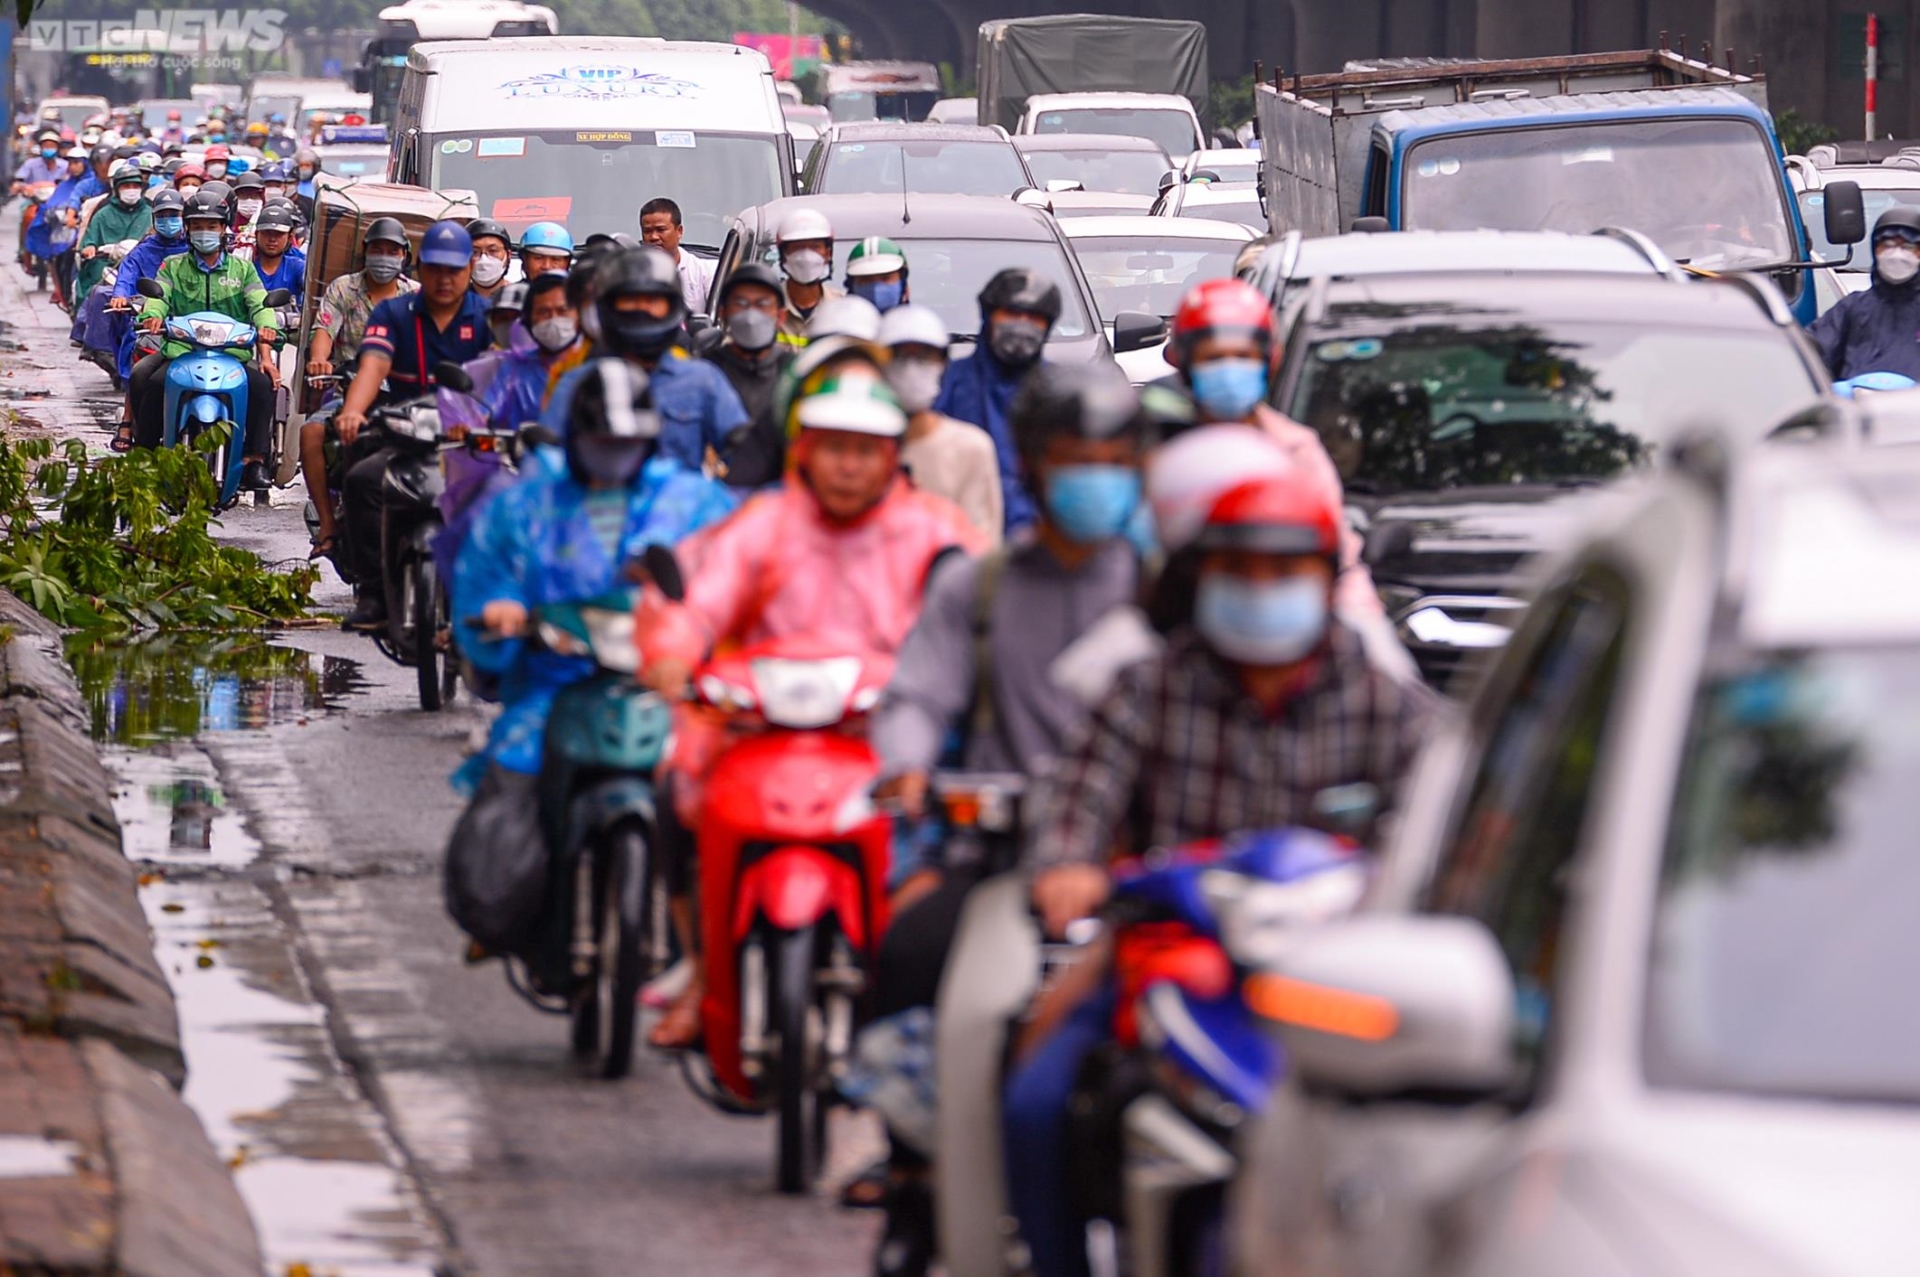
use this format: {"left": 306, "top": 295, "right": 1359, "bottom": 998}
{"left": 1059, "top": 215, "right": 1255, "bottom": 383}
{"left": 1019, "top": 90, "right": 1204, "bottom": 159}
{"left": 1789, "top": 151, "right": 1920, "bottom": 314}
{"left": 1234, "top": 436, "right": 1920, "bottom": 1277}
{"left": 1150, "top": 179, "right": 1268, "bottom": 232}
{"left": 1180, "top": 146, "right": 1261, "bottom": 185}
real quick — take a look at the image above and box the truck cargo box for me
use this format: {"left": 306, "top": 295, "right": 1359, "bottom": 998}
{"left": 976, "top": 14, "right": 1207, "bottom": 133}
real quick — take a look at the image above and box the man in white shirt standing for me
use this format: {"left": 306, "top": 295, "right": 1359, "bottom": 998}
{"left": 640, "top": 197, "right": 715, "bottom": 314}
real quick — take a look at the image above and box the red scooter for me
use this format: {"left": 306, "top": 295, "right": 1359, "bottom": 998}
{"left": 684, "top": 633, "right": 895, "bottom": 1193}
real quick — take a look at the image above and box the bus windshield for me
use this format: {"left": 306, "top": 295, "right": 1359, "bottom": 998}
{"left": 432, "top": 130, "right": 785, "bottom": 247}
{"left": 1401, "top": 117, "right": 1797, "bottom": 272}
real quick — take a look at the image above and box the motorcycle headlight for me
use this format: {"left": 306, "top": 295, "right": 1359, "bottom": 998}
{"left": 749, "top": 656, "right": 862, "bottom": 729}
{"left": 1207, "top": 864, "right": 1370, "bottom": 969}
{"left": 578, "top": 606, "right": 638, "bottom": 674}
{"left": 186, "top": 318, "right": 240, "bottom": 346}
{"left": 536, "top": 620, "right": 590, "bottom": 657}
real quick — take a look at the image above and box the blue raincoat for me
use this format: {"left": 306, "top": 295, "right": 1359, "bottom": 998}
{"left": 110, "top": 232, "right": 191, "bottom": 379}
{"left": 25, "top": 173, "right": 87, "bottom": 260}
{"left": 935, "top": 334, "right": 1039, "bottom": 533}
{"left": 452, "top": 454, "right": 739, "bottom": 783}
{"left": 540, "top": 349, "right": 749, "bottom": 471}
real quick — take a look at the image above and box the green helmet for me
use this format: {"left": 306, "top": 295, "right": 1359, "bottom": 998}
{"left": 845, "top": 235, "right": 907, "bottom": 279}
{"left": 794, "top": 365, "right": 906, "bottom": 438}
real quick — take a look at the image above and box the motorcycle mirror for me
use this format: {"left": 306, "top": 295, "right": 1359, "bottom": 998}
{"left": 1823, "top": 179, "right": 1867, "bottom": 247}
{"left": 262, "top": 287, "right": 293, "bottom": 308}
{"left": 435, "top": 360, "right": 473, "bottom": 394}
{"left": 640, "top": 543, "right": 685, "bottom": 603}
{"left": 135, "top": 276, "right": 165, "bottom": 299}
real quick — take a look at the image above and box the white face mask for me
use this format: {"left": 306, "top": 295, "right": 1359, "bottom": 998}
{"left": 782, "top": 248, "right": 829, "bottom": 286}
{"left": 236, "top": 198, "right": 262, "bottom": 218}
{"left": 470, "top": 255, "right": 508, "bottom": 287}
{"left": 531, "top": 315, "right": 577, "bottom": 352}
{"left": 1879, "top": 244, "right": 1920, "bottom": 285}
{"left": 886, "top": 357, "right": 945, "bottom": 415}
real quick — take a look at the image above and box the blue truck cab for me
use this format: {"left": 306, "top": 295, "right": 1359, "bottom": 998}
{"left": 1257, "top": 50, "right": 1819, "bottom": 323}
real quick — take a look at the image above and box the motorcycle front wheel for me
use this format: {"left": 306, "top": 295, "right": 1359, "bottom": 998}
{"left": 775, "top": 925, "right": 827, "bottom": 1194}
{"left": 410, "top": 556, "right": 450, "bottom": 711}
{"left": 572, "top": 822, "right": 648, "bottom": 1079}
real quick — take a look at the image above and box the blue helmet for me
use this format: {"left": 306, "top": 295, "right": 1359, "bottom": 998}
{"left": 260, "top": 161, "right": 289, "bottom": 183}
{"left": 519, "top": 221, "right": 574, "bottom": 255}
{"left": 418, "top": 220, "right": 474, "bottom": 268}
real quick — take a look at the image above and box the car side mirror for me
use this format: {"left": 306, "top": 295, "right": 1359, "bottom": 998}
{"left": 1158, "top": 170, "right": 1178, "bottom": 194}
{"left": 136, "top": 277, "right": 165, "bottom": 299}
{"left": 1246, "top": 914, "right": 1515, "bottom": 1097}
{"left": 1189, "top": 168, "right": 1223, "bottom": 185}
{"left": 1351, "top": 216, "right": 1392, "bottom": 234}
{"left": 1362, "top": 520, "right": 1414, "bottom": 567}
{"left": 1111, "top": 310, "right": 1168, "bottom": 355}
{"left": 350, "top": 66, "right": 370, "bottom": 93}
{"left": 435, "top": 360, "right": 473, "bottom": 394}
{"left": 1013, "top": 187, "right": 1052, "bottom": 211}
{"left": 641, "top": 542, "right": 685, "bottom": 602}
{"left": 1824, "top": 179, "right": 1867, "bottom": 246}
{"left": 262, "top": 288, "right": 293, "bottom": 308}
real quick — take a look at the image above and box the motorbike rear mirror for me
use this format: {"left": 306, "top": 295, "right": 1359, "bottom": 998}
{"left": 1823, "top": 179, "right": 1867, "bottom": 247}
{"left": 640, "top": 543, "right": 685, "bottom": 603}
{"left": 262, "top": 287, "right": 293, "bottom": 308}
{"left": 135, "top": 277, "right": 165, "bottom": 299}
{"left": 435, "top": 360, "right": 473, "bottom": 394}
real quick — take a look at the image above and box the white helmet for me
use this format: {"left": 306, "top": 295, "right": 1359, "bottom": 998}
{"left": 794, "top": 365, "right": 907, "bottom": 438}
{"left": 808, "top": 293, "right": 882, "bottom": 342}
{"left": 777, "top": 207, "right": 833, "bottom": 244}
{"left": 877, "top": 303, "right": 948, "bottom": 352}
{"left": 1145, "top": 424, "right": 1291, "bottom": 551}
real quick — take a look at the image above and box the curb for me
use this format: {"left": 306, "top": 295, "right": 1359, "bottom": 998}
{"left": 0, "top": 588, "right": 264, "bottom": 1275}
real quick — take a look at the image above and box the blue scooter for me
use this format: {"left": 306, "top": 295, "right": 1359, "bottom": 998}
{"left": 133, "top": 277, "right": 291, "bottom": 507}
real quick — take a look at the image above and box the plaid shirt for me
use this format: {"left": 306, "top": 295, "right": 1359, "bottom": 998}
{"left": 1025, "top": 624, "right": 1436, "bottom": 868}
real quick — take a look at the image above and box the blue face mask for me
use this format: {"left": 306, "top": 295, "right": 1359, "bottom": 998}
{"left": 154, "top": 215, "right": 184, "bottom": 238}
{"left": 1043, "top": 464, "right": 1141, "bottom": 544}
{"left": 1194, "top": 573, "right": 1328, "bottom": 666}
{"left": 852, "top": 278, "right": 904, "bottom": 313}
{"left": 1188, "top": 358, "right": 1268, "bottom": 422}
{"left": 40, "top": 147, "right": 56, "bottom": 160}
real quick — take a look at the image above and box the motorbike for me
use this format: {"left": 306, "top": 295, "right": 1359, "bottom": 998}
{"left": 681, "top": 632, "right": 897, "bottom": 1193}
{"left": 80, "top": 240, "right": 143, "bottom": 387}
{"left": 16, "top": 182, "right": 56, "bottom": 289}
{"left": 366, "top": 391, "right": 456, "bottom": 710}
{"left": 495, "top": 545, "right": 684, "bottom": 1079}
{"left": 132, "top": 277, "right": 293, "bottom": 509}
{"left": 1833, "top": 371, "right": 1918, "bottom": 397}
{"left": 934, "top": 828, "right": 1369, "bottom": 1277}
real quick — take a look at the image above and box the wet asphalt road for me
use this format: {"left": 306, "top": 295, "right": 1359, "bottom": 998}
{"left": 1, "top": 233, "right": 880, "bottom": 1275}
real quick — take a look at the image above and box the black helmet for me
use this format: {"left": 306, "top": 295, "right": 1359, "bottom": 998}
{"left": 88, "top": 142, "right": 113, "bottom": 167}
{"left": 1010, "top": 361, "right": 1149, "bottom": 468}
{"left": 198, "top": 179, "right": 233, "bottom": 207}
{"left": 1873, "top": 205, "right": 1920, "bottom": 243}
{"left": 716, "top": 262, "right": 783, "bottom": 307}
{"left": 979, "top": 267, "right": 1063, "bottom": 324}
{"left": 595, "top": 247, "right": 687, "bottom": 360}
{"left": 149, "top": 188, "right": 186, "bottom": 216}
{"left": 466, "top": 217, "right": 511, "bottom": 248}
{"left": 566, "top": 358, "right": 662, "bottom": 486}
{"left": 254, "top": 200, "right": 299, "bottom": 233}
{"left": 231, "top": 169, "right": 264, "bottom": 192}
{"left": 363, "top": 215, "right": 408, "bottom": 249}
{"left": 488, "top": 280, "right": 529, "bottom": 314}
{"left": 184, "top": 188, "right": 228, "bottom": 222}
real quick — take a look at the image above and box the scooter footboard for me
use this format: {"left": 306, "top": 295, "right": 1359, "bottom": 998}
{"left": 934, "top": 871, "right": 1045, "bottom": 1277}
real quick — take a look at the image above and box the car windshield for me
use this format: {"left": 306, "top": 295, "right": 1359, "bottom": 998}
{"left": 1802, "top": 185, "right": 1920, "bottom": 271}
{"left": 1288, "top": 310, "right": 1822, "bottom": 495}
{"left": 826, "top": 91, "right": 939, "bottom": 123}
{"left": 1022, "top": 147, "right": 1169, "bottom": 196}
{"left": 1645, "top": 647, "right": 1920, "bottom": 1102}
{"left": 318, "top": 149, "right": 385, "bottom": 177}
{"left": 1178, "top": 194, "right": 1266, "bottom": 230}
{"left": 752, "top": 234, "right": 1095, "bottom": 339}
{"left": 139, "top": 99, "right": 201, "bottom": 125}
{"left": 250, "top": 94, "right": 301, "bottom": 125}
{"left": 818, "top": 140, "right": 1027, "bottom": 197}
{"left": 1071, "top": 237, "right": 1241, "bottom": 319}
{"left": 1033, "top": 108, "right": 1197, "bottom": 159}
{"left": 1402, "top": 118, "right": 1797, "bottom": 271}
{"left": 433, "top": 130, "right": 784, "bottom": 247}
{"left": 44, "top": 102, "right": 101, "bottom": 131}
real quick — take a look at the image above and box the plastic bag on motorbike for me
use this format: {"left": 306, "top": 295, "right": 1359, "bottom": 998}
{"left": 842, "top": 1007, "right": 939, "bottom": 1157}
{"left": 444, "top": 765, "right": 550, "bottom": 951}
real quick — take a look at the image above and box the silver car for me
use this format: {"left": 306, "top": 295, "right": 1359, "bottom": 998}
{"left": 1233, "top": 436, "right": 1920, "bottom": 1277}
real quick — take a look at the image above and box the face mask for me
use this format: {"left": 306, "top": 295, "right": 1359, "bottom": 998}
{"left": 852, "top": 278, "right": 904, "bottom": 312}
{"left": 489, "top": 316, "right": 517, "bottom": 347}
{"left": 1195, "top": 573, "right": 1328, "bottom": 666}
{"left": 470, "top": 255, "right": 507, "bottom": 287}
{"left": 1879, "top": 244, "right": 1920, "bottom": 285}
{"left": 886, "top": 358, "right": 945, "bottom": 415}
{"left": 531, "top": 315, "right": 577, "bottom": 352}
{"left": 116, "top": 186, "right": 143, "bottom": 207}
{"left": 783, "top": 248, "right": 829, "bottom": 285}
{"left": 364, "top": 252, "right": 404, "bottom": 283}
{"left": 570, "top": 436, "right": 648, "bottom": 487}
{"left": 40, "top": 148, "right": 56, "bottom": 160}
{"left": 264, "top": 185, "right": 285, "bottom": 199}
{"left": 1188, "top": 358, "right": 1269, "bottom": 422}
{"left": 236, "top": 198, "right": 262, "bottom": 218}
{"left": 1044, "top": 464, "right": 1141, "bottom": 543}
{"left": 189, "top": 229, "right": 223, "bottom": 254}
{"left": 297, "top": 166, "right": 315, "bottom": 182}
{"left": 989, "top": 316, "right": 1047, "bottom": 368}
{"left": 727, "top": 307, "right": 777, "bottom": 352}
{"left": 154, "top": 215, "right": 184, "bottom": 238}
{"left": 204, "top": 163, "right": 226, "bottom": 180}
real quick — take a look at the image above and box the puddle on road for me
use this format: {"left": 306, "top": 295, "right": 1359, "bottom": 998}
{"left": 81, "top": 632, "right": 440, "bottom": 1276}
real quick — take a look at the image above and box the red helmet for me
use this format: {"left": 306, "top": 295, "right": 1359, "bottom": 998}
{"left": 1168, "top": 277, "right": 1274, "bottom": 372}
{"left": 204, "top": 143, "right": 231, "bottom": 161}
{"left": 1195, "top": 472, "right": 1340, "bottom": 559}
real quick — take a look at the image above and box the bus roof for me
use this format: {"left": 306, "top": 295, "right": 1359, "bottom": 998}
{"left": 376, "top": 0, "right": 559, "bottom": 40}
{"left": 411, "top": 37, "right": 782, "bottom": 134}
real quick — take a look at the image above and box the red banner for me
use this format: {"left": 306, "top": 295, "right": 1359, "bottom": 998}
{"left": 734, "top": 32, "right": 824, "bottom": 81}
